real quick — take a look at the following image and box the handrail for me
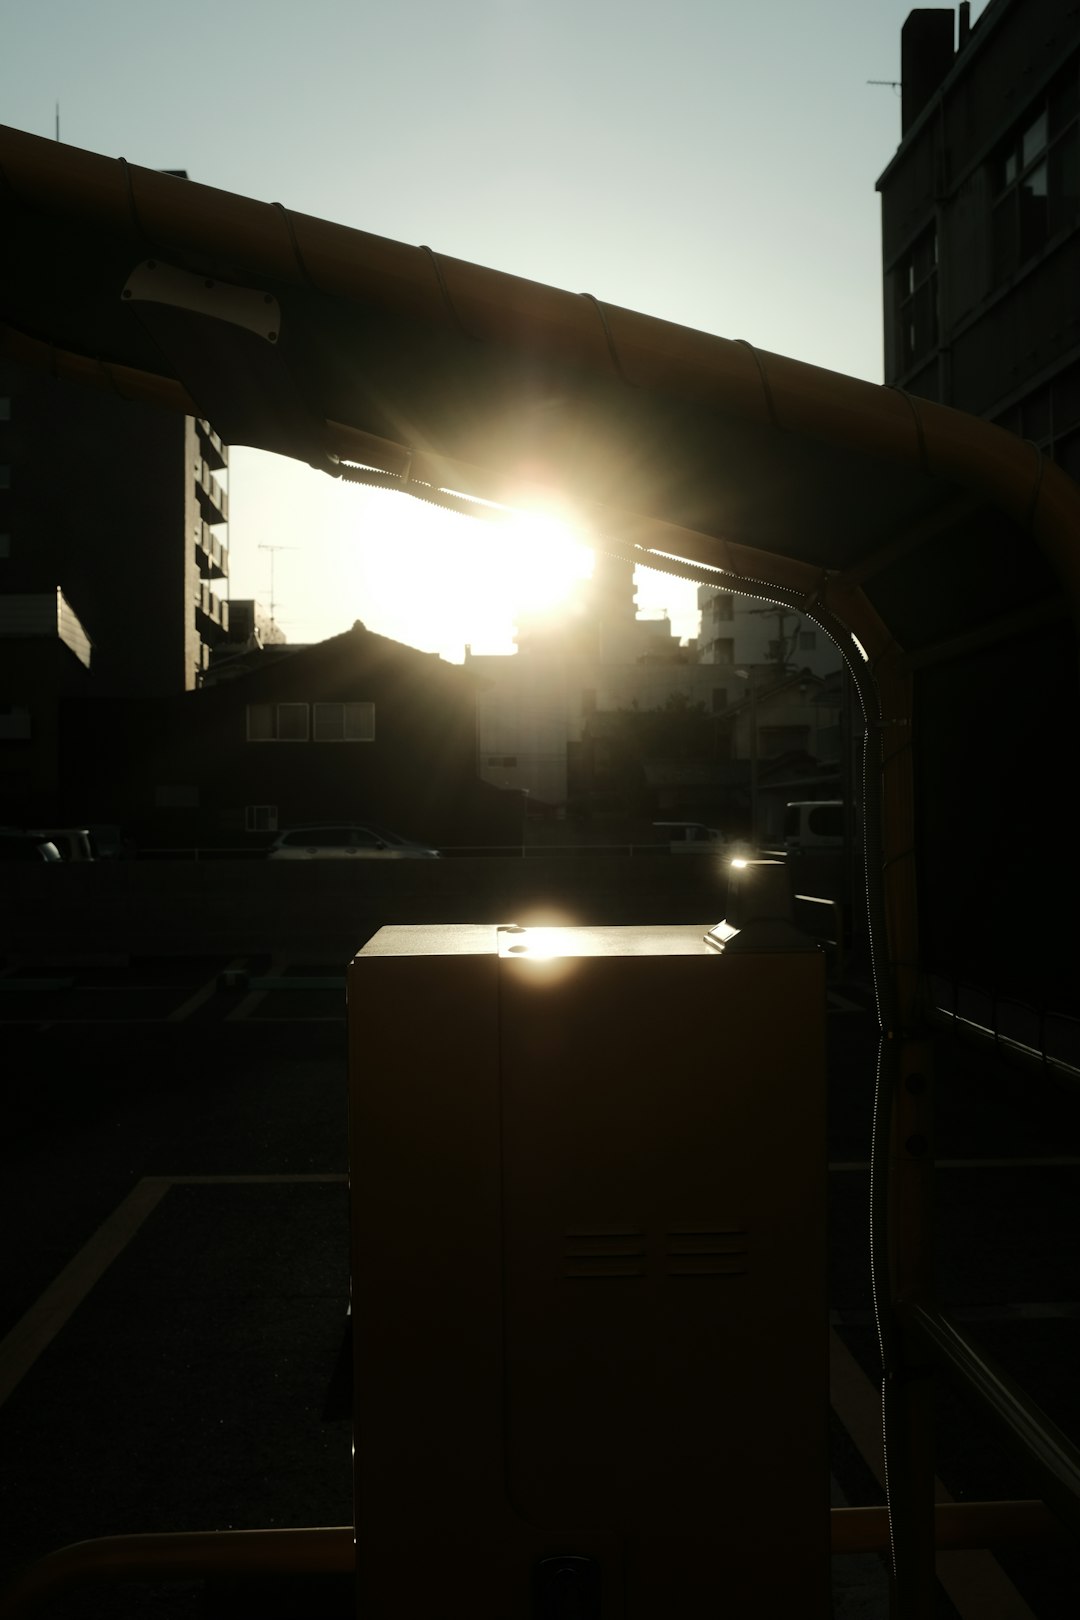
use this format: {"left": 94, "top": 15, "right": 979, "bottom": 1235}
{"left": 900, "top": 1301, "right": 1080, "bottom": 1539}
{"left": 0, "top": 1504, "right": 1069, "bottom": 1615}
{"left": 0, "top": 1526, "right": 354, "bottom": 1620}
{"left": 831, "top": 1500, "right": 1068, "bottom": 1554}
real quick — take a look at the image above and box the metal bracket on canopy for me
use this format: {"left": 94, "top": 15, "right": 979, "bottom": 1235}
{"left": 121, "top": 260, "right": 281, "bottom": 344}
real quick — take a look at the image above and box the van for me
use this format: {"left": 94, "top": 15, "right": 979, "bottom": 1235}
{"left": 782, "top": 801, "right": 845, "bottom": 854}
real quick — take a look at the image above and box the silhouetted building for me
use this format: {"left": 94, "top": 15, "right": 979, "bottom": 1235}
{"left": 0, "top": 360, "right": 231, "bottom": 694}
{"left": 877, "top": 0, "right": 1080, "bottom": 478}
{"left": 64, "top": 622, "right": 521, "bottom": 850}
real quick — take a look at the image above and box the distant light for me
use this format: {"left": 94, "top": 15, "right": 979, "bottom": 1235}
{"left": 851, "top": 633, "right": 870, "bottom": 663}
{"left": 731, "top": 858, "right": 748, "bottom": 869}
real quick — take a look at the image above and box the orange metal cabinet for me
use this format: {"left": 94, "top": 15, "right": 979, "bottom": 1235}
{"left": 347, "top": 923, "right": 828, "bottom": 1617}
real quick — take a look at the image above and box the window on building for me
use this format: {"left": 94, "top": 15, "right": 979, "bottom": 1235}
{"left": 992, "top": 58, "right": 1080, "bottom": 281}
{"left": 313, "top": 701, "right": 375, "bottom": 741}
{"left": 711, "top": 593, "right": 734, "bottom": 622}
{"left": 895, "top": 225, "right": 938, "bottom": 371}
{"left": 245, "top": 805, "right": 278, "bottom": 832}
{"left": 995, "top": 360, "right": 1080, "bottom": 470}
{"left": 712, "top": 638, "right": 734, "bottom": 663}
{"left": 246, "top": 702, "right": 309, "bottom": 741}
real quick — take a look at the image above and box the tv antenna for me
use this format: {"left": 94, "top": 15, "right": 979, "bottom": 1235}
{"left": 867, "top": 80, "right": 902, "bottom": 94}
{"left": 258, "top": 543, "right": 298, "bottom": 632}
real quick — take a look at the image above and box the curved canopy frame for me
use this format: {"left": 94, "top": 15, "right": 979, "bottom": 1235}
{"left": 3, "top": 124, "right": 1080, "bottom": 1612}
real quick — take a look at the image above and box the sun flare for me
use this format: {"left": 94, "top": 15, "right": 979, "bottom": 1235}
{"left": 495, "top": 505, "right": 595, "bottom": 616}
{"left": 323, "top": 481, "right": 596, "bottom": 662}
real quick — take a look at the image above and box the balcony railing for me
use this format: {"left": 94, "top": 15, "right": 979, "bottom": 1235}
{"left": 192, "top": 518, "right": 228, "bottom": 579}
{"left": 196, "top": 418, "right": 228, "bottom": 472}
{"left": 195, "top": 460, "right": 228, "bottom": 523}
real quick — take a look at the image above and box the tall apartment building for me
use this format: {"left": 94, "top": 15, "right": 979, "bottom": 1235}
{"left": 696, "top": 586, "right": 839, "bottom": 680}
{"left": 877, "top": 0, "right": 1080, "bottom": 474}
{"left": 0, "top": 359, "right": 231, "bottom": 695}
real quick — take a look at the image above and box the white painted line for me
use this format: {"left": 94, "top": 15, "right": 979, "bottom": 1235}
{"left": 167, "top": 957, "right": 246, "bottom": 1022}
{"left": 829, "top": 1328, "right": 1038, "bottom": 1618}
{"left": 0, "top": 1173, "right": 349, "bottom": 1410}
{"left": 225, "top": 954, "right": 285, "bottom": 1021}
{"left": 0, "top": 1177, "right": 171, "bottom": 1408}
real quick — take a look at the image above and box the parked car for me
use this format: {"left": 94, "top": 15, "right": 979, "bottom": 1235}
{"left": 0, "top": 829, "right": 62, "bottom": 862}
{"left": 782, "top": 801, "right": 845, "bottom": 854}
{"left": 652, "top": 821, "right": 729, "bottom": 854}
{"left": 28, "top": 826, "right": 94, "bottom": 861}
{"left": 267, "top": 824, "right": 442, "bottom": 860}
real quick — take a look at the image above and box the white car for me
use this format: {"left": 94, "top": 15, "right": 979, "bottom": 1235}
{"left": 267, "top": 824, "right": 441, "bottom": 860}
{"left": 652, "top": 821, "right": 729, "bottom": 854}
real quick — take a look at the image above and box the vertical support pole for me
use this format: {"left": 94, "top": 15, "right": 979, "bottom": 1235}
{"left": 883, "top": 1034, "right": 938, "bottom": 1619}
{"left": 870, "top": 652, "right": 938, "bottom": 1619}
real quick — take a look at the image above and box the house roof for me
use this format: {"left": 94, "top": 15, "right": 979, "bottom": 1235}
{"left": 199, "top": 620, "right": 484, "bottom": 691}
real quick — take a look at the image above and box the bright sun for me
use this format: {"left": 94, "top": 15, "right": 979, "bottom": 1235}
{"left": 327, "top": 484, "right": 595, "bottom": 661}
{"left": 494, "top": 505, "right": 595, "bottom": 615}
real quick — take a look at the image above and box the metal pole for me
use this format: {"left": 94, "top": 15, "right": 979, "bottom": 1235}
{"left": 749, "top": 676, "right": 759, "bottom": 849}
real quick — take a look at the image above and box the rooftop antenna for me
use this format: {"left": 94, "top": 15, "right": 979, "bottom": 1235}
{"left": 55, "top": 102, "right": 60, "bottom": 141}
{"left": 867, "top": 80, "right": 902, "bottom": 95}
{"left": 258, "top": 543, "right": 298, "bottom": 633}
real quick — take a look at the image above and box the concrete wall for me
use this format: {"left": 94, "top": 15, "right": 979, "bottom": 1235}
{"left": 1, "top": 854, "right": 733, "bottom": 962}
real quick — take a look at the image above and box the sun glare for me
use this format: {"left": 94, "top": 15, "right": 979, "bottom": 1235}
{"left": 323, "top": 483, "right": 595, "bottom": 662}
{"left": 496, "top": 505, "right": 594, "bottom": 615}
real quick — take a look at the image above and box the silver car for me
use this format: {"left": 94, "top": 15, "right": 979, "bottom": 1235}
{"left": 267, "top": 824, "right": 441, "bottom": 860}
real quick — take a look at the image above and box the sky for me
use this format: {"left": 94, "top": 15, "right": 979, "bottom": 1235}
{"left": 2, "top": 0, "right": 991, "bottom": 659}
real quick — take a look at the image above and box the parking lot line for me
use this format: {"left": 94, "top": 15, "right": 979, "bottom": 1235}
{"left": 167, "top": 957, "right": 246, "bottom": 1021}
{"left": 225, "top": 954, "right": 285, "bottom": 1021}
{"left": 0, "top": 1174, "right": 348, "bottom": 1410}
{"left": 0, "top": 1177, "right": 171, "bottom": 1409}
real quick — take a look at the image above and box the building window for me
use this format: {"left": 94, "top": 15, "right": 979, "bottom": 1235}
{"left": 992, "top": 59, "right": 1080, "bottom": 281}
{"left": 995, "top": 360, "right": 1080, "bottom": 469}
{"left": 245, "top": 805, "right": 278, "bottom": 832}
{"left": 896, "top": 225, "right": 938, "bottom": 370}
{"left": 712, "top": 637, "right": 734, "bottom": 663}
{"left": 313, "top": 700, "right": 375, "bottom": 741}
{"left": 246, "top": 702, "right": 309, "bottom": 741}
{"left": 710, "top": 593, "right": 734, "bottom": 622}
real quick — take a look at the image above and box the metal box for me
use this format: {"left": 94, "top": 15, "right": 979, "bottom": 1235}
{"left": 348, "top": 922, "right": 828, "bottom": 1616}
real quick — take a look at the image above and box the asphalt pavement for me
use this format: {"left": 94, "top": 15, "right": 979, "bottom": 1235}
{"left": 0, "top": 953, "right": 1077, "bottom": 1617}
